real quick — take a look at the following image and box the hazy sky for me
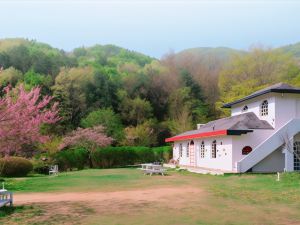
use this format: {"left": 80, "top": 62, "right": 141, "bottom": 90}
{"left": 0, "top": 0, "right": 299, "bottom": 58}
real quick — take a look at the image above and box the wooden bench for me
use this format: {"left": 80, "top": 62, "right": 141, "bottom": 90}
{"left": 49, "top": 165, "right": 59, "bottom": 175}
{"left": 0, "top": 191, "right": 13, "bottom": 207}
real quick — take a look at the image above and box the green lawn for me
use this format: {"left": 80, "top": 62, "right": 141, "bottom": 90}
{"left": 2, "top": 169, "right": 300, "bottom": 225}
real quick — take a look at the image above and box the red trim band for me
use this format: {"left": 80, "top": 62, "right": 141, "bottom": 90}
{"left": 165, "top": 130, "right": 227, "bottom": 142}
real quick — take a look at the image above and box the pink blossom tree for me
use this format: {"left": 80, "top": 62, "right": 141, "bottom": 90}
{"left": 0, "top": 85, "right": 60, "bottom": 156}
{"left": 59, "top": 126, "right": 113, "bottom": 167}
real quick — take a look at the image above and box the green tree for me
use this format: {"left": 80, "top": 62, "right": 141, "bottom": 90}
{"left": 52, "top": 67, "right": 94, "bottom": 130}
{"left": 85, "top": 69, "right": 120, "bottom": 111}
{"left": 122, "top": 120, "right": 157, "bottom": 146}
{"left": 218, "top": 47, "right": 300, "bottom": 115}
{"left": 167, "top": 87, "right": 194, "bottom": 135}
{"left": 0, "top": 67, "right": 22, "bottom": 87}
{"left": 118, "top": 90, "right": 153, "bottom": 126}
{"left": 24, "top": 70, "right": 53, "bottom": 94}
{"left": 81, "top": 108, "right": 124, "bottom": 143}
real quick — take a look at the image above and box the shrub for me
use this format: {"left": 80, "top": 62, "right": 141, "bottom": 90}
{"left": 55, "top": 147, "right": 88, "bottom": 171}
{"left": 152, "top": 146, "right": 172, "bottom": 162}
{"left": 91, "top": 147, "right": 139, "bottom": 168}
{"left": 32, "top": 158, "right": 51, "bottom": 175}
{"left": 91, "top": 146, "right": 172, "bottom": 168}
{"left": 132, "top": 146, "right": 155, "bottom": 163}
{"left": 55, "top": 145, "right": 173, "bottom": 170}
{"left": 0, "top": 157, "right": 33, "bottom": 177}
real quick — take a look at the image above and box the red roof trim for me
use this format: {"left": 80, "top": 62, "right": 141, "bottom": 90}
{"left": 165, "top": 130, "right": 228, "bottom": 142}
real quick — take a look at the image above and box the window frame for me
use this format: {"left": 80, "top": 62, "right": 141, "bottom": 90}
{"left": 200, "top": 141, "right": 205, "bottom": 158}
{"left": 179, "top": 144, "right": 183, "bottom": 157}
{"left": 242, "top": 105, "right": 248, "bottom": 112}
{"left": 211, "top": 140, "right": 217, "bottom": 159}
{"left": 186, "top": 143, "right": 190, "bottom": 157}
{"left": 260, "top": 100, "right": 268, "bottom": 116}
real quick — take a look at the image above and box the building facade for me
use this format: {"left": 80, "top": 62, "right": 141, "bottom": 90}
{"left": 166, "top": 83, "right": 300, "bottom": 173}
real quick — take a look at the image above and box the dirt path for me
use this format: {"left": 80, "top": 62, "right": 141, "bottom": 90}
{"left": 14, "top": 187, "right": 203, "bottom": 205}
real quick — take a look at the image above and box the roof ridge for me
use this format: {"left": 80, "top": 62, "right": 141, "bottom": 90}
{"left": 223, "top": 83, "right": 300, "bottom": 108}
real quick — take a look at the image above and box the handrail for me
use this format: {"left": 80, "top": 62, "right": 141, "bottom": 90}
{"left": 237, "top": 118, "right": 300, "bottom": 172}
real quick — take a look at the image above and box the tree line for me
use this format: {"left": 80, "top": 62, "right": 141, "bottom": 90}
{"left": 1, "top": 38, "right": 300, "bottom": 151}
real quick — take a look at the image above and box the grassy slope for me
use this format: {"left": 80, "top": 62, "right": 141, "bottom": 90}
{"left": 2, "top": 169, "right": 300, "bottom": 225}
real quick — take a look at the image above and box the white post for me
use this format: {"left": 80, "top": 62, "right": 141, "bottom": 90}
{"left": 283, "top": 147, "right": 294, "bottom": 172}
{"left": 276, "top": 172, "right": 280, "bottom": 181}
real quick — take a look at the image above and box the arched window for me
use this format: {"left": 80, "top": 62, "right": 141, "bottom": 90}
{"left": 186, "top": 143, "right": 190, "bottom": 157}
{"left": 242, "top": 146, "right": 252, "bottom": 155}
{"left": 179, "top": 144, "right": 183, "bottom": 157}
{"left": 211, "top": 140, "right": 216, "bottom": 158}
{"left": 260, "top": 100, "right": 268, "bottom": 116}
{"left": 200, "top": 141, "right": 205, "bottom": 158}
{"left": 242, "top": 105, "right": 248, "bottom": 112}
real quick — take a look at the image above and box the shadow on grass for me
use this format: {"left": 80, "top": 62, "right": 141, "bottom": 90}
{"left": 0, "top": 205, "right": 28, "bottom": 217}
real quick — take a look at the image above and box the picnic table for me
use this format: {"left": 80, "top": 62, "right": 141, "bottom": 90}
{"left": 0, "top": 191, "right": 13, "bottom": 207}
{"left": 140, "top": 163, "right": 166, "bottom": 176}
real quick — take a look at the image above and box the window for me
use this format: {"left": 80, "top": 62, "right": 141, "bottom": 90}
{"left": 200, "top": 141, "right": 205, "bottom": 158}
{"left": 260, "top": 100, "right": 268, "bottom": 116}
{"left": 242, "top": 146, "right": 252, "bottom": 155}
{"left": 242, "top": 105, "right": 248, "bottom": 112}
{"left": 179, "top": 144, "right": 183, "bottom": 157}
{"left": 211, "top": 140, "right": 216, "bottom": 158}
{"left": 186, "top": 143, "right": 190, "bottom": 157}
{"left": 294, "top": 142, "right": 300, "bottom": 171}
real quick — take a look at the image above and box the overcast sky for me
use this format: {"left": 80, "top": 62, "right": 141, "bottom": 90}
{"left": 0, "top": 0, "right": 299, "bottom": 58}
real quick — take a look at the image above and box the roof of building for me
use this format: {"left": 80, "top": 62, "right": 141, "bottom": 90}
{"left": 222, "top": 83, "right": 300, "bottom": 108}
{"left": 165, "top": 112, "right": 273, "bottom": 142}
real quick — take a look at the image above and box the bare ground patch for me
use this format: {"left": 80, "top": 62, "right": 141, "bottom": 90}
{"left": 14, "top": 186, "right": 203, "bottom": 205}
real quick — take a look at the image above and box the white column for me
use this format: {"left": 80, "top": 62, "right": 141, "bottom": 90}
{"left": 283, "top": 138, "right": 294, "bottom": 172}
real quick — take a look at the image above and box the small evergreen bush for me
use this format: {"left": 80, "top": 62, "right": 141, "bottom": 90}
{"left": 32, "top": 160, "right": 50, "bottom": 175}
{"left": 0, "top": 157, "right": 33, "bottom": 177}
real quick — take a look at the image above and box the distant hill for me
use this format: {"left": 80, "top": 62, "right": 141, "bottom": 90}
{"left": 174, "top": 43, "right": 300, "bottom": 67}
{"left": 176, "top": 47, "right": 243, "bottom": 62}
{"left": 278, "top": 42, "right": 300, "bottom": 59}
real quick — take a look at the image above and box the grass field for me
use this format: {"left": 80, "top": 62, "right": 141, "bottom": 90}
{"left": 1, "top": 169, "right": 300, "bottom": 225}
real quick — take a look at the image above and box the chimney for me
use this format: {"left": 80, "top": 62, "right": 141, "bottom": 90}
{"left": 197, "top": 124, "right": 205, "bottom": 130}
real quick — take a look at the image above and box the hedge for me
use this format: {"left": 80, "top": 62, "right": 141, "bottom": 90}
{"left": 0, "top": 157, "right": 33, "bottom": 177}
{"left": 55, "top": 147, "right": 89, "bottom": 171}
{"left": 91, "top": 146, "right": 172, "bottom": 168}
{"left": 55, "top": 146, "right": 172, "bottom": 170}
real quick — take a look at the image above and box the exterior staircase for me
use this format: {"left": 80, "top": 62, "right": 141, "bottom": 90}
{"left": 236, "top": 119, "right": 300, "bottom": 173}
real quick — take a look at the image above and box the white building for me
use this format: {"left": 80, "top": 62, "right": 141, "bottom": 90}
{"left": 166, "top": 83, "right": 300, "bottom": 173}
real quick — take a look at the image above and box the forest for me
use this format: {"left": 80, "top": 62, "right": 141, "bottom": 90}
{"left": 1, "top": 38, "right": 300, "bottom": 151}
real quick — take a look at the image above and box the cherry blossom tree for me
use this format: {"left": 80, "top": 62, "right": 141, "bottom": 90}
{"left": 0, "top": 85, "right": 60, "bottom": 156}
{"left": 59, "top": 126, "right": 113, "bottom": 167}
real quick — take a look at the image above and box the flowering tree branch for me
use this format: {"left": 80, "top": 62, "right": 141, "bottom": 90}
{"left": 0, "top": 85, "right": 60, "bottom": 156}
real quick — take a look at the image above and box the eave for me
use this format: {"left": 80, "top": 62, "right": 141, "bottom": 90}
{"left": 222, "top": 89, "right": 300, "bottom": 108}
{"left": 165, "top": 129, "right": 253, "bottom": 142}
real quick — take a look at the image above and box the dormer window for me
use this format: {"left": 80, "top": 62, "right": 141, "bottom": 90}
{"left": 260, "top": 100, "right": 268, "bottom": 116}
{"left": 242, "top": 105, "right": 248, "bottom": 112}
